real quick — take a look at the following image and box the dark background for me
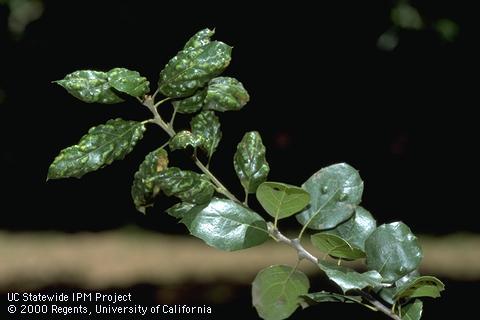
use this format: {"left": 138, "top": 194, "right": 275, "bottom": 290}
{"left": 0, "top": 1, "right": 477, "bottom": 319}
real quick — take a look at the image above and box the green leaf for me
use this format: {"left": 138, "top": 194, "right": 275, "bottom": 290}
{"left": 296, "top": 163, "right": 364, "bottom": 231}
{"left": 172, "top": 88, "right": 207, "bottom": 114}
{"left": 391, "top": 3, "right": 423, "bottom": 30}
{"left": 169, "top": 130, "right": 203, "bottom": 151}
{"left": 55, "top": 70, "right": 123, "bottom": 104}
{"left": 156, "top": 167, "right": 214, "bottom": 204}
{"left": 318, "top": 261, "right": 384, "bottom": 294}
{"left": 107, "top": 68, "right": 150, "bottom": 98}
{"left": 203, "top": 77, "right": 250, "bottom": 112}
{"left": 311, "top": 233, "right": 365, "bottom": 260}
{"left": 191, "top": 111, "right": 222, "bottom": 160}
{"left": 158, "top": 35, "right": 232, "bottom": 98}
{"left": 326, "top": 206, "right": 376, "bottom": 251}
{"left": 48, "top": 119, "right": 145, "bottom": 179}
{"left": 131, "top": 148, "right": 169, "bottom": 213}
{"left": 300, "top": 291, "right": 361, "bottom": 308}
{"left": 234, "top": 131, "right": 270, "bottom": 193}
{"left": 256, "top": 182, "right": 310, "bottom": 220}
{"left": 401, "top": 299, "right": 423, "bottom": 320}
{"left": 252, "top": 265, "right": 310, "bottom": 320}
{"left": 183, "top": 28, "right": 215, "bottom": 49}
{"left": 394, "top": 276, "right": 445, "bottom": 300}
{"left": 181, "top": 197, "right": 269, "bottom": 251}
{"left": 365, "top": 222, "right": 423, "bottom": 283}
{"left": 166, "top": 202, "right": 195, "bottom": 219}
{"left": 378, "top": 270, "right": 420, "bottom": 305}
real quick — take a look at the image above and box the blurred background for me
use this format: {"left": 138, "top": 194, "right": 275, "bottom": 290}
{"left": 0, "top": 0, "right": 478, "bottom": 319}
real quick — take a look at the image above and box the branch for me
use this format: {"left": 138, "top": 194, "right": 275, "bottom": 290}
{"left": 267, "top": 222, "right": 402, "bottom": 320}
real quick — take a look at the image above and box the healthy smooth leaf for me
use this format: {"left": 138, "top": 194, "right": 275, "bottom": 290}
{"left": 169, "top": 130, "right": 203, "bottom": 151}
{"left": 256, "top": 182, "right": 310, "bottom": 220}
{"left": 166, "top": 202, "right": 195, "bottom": 219}
{"left": 55, "top": 70, "right": 123, "bottom": 104}
{"left": 252, "top": 265, "right": 310, "bottom": 320}
{"left": 107, "top": 67, "right": 149, "bottom": 98}
{"left": 203, "top": 77, "right": 250, "bottom": 112}
{"left": 158, "top": 38, "right": 232, "bottom": 98}
{"left": 157, "top": 167, "right": 214, "bottom": 204}
{"left": 296, "top": 163, "right": 364, "bottom": 230}
{"left": 365, "top": 222, "right": 423, "bottom": 283}
{"left": 300, "top": 291, "right": 361, "bottom": 309}
{"left": 327, "top": 206, "right": 376, "bottom": 251}
{"left": 48, "top": 119, "right": 145, "bottom": 179}
{"left": 172, "top": 88, "right": 207, "bottom": 114}
{"left": 394, "top": 276, "right": 445, "bottom": 300}
{"left": 131, "top": 148, "right": 169, "bottom": 213}
{"left": 183, "top": 28, "right": 214, "bottom": 49}
{"left": 401, "top": 299, "right": 423, "bottom": 320}
{"left": 318, "top": 261, "right": 384, "bottom": 294}
{"left": 181, "top": 197, "right": 269, "bottom": 251}
{"left": 191, "top": 111, "right": 222, "bottom": 160}
{"left": 234, "top": 131, "right": 270, "bottom": 193}
{"left": 311, "top": 233, "right": 365, "bottom": 260}
{"left": 378, "top": 270, "right": 420, "bottom": 305}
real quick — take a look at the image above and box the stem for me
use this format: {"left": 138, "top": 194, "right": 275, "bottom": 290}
{"left": 244, "top": 190, "right": 249, "bottom": 206}
{"left": 267, "top": 223, "right": 401, "bottom": 320}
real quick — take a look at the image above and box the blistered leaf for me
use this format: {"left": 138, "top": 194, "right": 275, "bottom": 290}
{"left": 234, "top": 131, "right": 270, "bottom": 193}
{"left": 365, "top": 222, "right": 423, "bottom": 283}
{"left": 157, "top": 167, "right": 214, "bottom": 204}
{"left": 181, "top": 198, "right": 269, "bottom": 251}
{"left": 172, "top": 89, "right": 207, "bottom": 114}
{"left": 48, "top": 119, "right": 145, "bottom": 179}
{"left": 326, "top": 206, "right": 376, "bottom": 251}
{"left": 311, "top": 233, "right": 365, "bottom": 260}
{"left": 183, "top": 28, "right": 214, "bottom": 49}
{"left": 169, "top": 130, "right": 203, "bottom": 151}
{"left": 401, "top": 299, "right": 423, "bottom": 320}
{"left": 131, "top": 148, "right": 168, "bottom": 213}
{"left": 204, "top": 77, "right": 250, "bottom": 112}
{"left": 252, "top": 265, "right": 310, "bottom": 320}
{"left": 318, "top": 261, "right": 384, "bottom": 294}
{"left": 107, "top": 68, "right": 149, "bottom": 98}
{"left": 256, "top": 182, "right": 310, "bottom": 220}
{"left": 166, "top": 202, "right": 195, "bottom": 219}
{"left": 158, "top": 38, "right": 232, "bottom": 98}
{"left": 394, "top": 276, "right": 445, "bottom": 300}
{"left": 55, "top": 70, "right": 123, "bottom": 104}
{"left": 296, "top": 163, "right": 363, "bottom": 230}
{"left": 191, "top": 111, "right": 222, "bottom": 160}
{"left": 300, "top": 291, "right": 361, "bottom": 309}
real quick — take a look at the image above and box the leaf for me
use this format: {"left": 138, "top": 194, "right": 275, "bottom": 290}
{"left": 365, "top": 222, "right": 423, "bottom": 283}
{"left": 311, "top": 233, "right": 365, "bottom": 260}
{"left": 394, "top": 276, "right": 445, "bottom": 300}
{"left": 158, "top": 36, "right": 232, "bottom": 98}
{"left": 183, "top": 28, "right": 215, "bottom": 49}
{"left": 55, "top": 70, "right": 123, "bottom": 104}
{"left": 401, "top": 299, "right": 423, "bottom": 320}
{"left": 131, "top": 148, "right": 169, "bottom": 213}
{"left": 296, "top": 163, "right": 364, "bottom": 231}
{"left": 203, "top": 77, "right": 250, "bottom": 112}
{"left": 234, "top": 131, "right": 270, "bottom": 193}
{"left": 378, "top": 270, "right": 420, "bottom": 305}
{"left": 300, "top": 291, "right": 361, "bottom": 309}
{"left": 166, "top": 202, "right": 195, "bottom": 219}
{"left": 156, "top": 167, "right": 214, "bottom": 204}
{"left": 191, "top": 111, "right": 222, "bottom": 160}
{"left": 172, "top": 88, "right": 207, "bottom": 114}
{"left": 181, "top": 197, "right": 269, "bottom": 251}
{"left": 169, "top": 130, "right": 203, "bottom": 151}
{"left": 391, "top": 3, "right": 423, "bottom": 30}
{"left": 252, "top": 265, "right": 310, "bottom": 320}
{"left": 48, "top": 119, "right": 145, "bottom": 179}
{"left": 107, "top": 68, "right": 150, "bottom": 98}
{"left": 256, "top": 182, "right": 310, "bottom": 220}
{"left": 318, "top": 261, "right": 384, "bottom": 294}
{"left": 327, "top": 206, "right": 376, "bottom": 251}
